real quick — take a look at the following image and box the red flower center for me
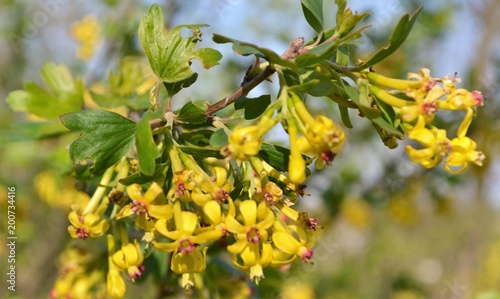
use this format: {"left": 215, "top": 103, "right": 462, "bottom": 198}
{"left": 246, "top": 227, "right": 260, "bottom": 243}
{"left": 179, "top": 238, "right": 195, "bottom": 254}
{"left": 76, "top": 227, "right": 89, "bottom": 240}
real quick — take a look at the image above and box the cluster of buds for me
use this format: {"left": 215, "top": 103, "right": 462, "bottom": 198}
{"left": 366, "top": 68, "right": 485, "bottom": 173}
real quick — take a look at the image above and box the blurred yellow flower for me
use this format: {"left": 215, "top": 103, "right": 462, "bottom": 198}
{"left": 70, "top": 15, "right": 102, "bottom": 60}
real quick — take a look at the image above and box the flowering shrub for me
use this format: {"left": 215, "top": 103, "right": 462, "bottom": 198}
{"left": 5, "top": 1, "right": 485, "bottom": 298}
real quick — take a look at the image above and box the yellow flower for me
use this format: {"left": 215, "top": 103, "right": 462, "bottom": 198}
{"left": 226, "top": 126, "right": 263, "bottom": 161}
{"left": 167, "top": 170, "right": 195, "bottom": 202}
{"left": 154, "top": 204, "right": 223, "bottom": 253}
{"left": 171, "top": 247, "right": 209, "bottom": 290}
{"left": 254, "top": 181, "right": 283, "bottom": 206}
{"left": 438, "top": 89, "right": 484, "bottom": 110}
{"left": 116, "top": 182, "right": 172, "bottom": 230}
{"left": 154, "top": 203, "right": 223, "bottom": 289}
{"left": 272, "top": 225, "right": 315, "bottom": 265}
{"left": 112, "top": 240, "right": 145, "bottom": 282}
{"left": 68, "top": 210, "right": 109, "bottom": 240}
{"left": 288, "top": 117, "right": 307, "bottom": 184}
{"left": 400, "top": 84, "right": 443, "bottom": 123}
{"left": 225, "top": 200, "right": 275, "bottom": 282}
{"left": 405, "top": 116, "right": 451, "bottom": 168}
{"left": 297, "top": 115, "right": 344, "bottom": 169}
{"left": 107, "top": 235, "right": 126, "bottom": 299}
{"left": 445, "top": 136, "right": 485, "bottom": 174}
{"left": 232, "top": 241, "right": 274, "bottom": 283}
{"left": 70, "top": 15, "right": 102, "bottom": 60}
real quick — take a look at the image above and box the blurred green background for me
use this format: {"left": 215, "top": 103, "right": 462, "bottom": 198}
{"left": 1, "top": 0, "right": 499, "bottom": 298}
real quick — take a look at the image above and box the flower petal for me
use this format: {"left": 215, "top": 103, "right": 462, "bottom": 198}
{"left": 239, "top": 200, "right": 257, "bottom": 226}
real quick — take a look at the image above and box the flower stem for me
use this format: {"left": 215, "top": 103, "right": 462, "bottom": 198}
{"left": 83, "top": 165, "right": 115, "bottom": 215}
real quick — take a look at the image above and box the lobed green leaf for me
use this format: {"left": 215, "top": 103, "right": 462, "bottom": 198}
{"left": 60, "top": 109, "right": 136, "bottom": 174}
{"left": 139, "top": 4, "right": 222, "bottom": 83}
{"left": 6, "top": 62, "right": 84, "bottom": 119}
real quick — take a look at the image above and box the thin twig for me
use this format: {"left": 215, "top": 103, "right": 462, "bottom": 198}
{"left": 205, "top": 37, "right": 305, "bottom": 116}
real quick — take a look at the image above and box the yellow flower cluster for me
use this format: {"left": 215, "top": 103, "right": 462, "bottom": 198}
{"left": 50, "top": 248, "right": 107, "bottom": 299}
{"left": 59, "top": 135, "right": 321, "bottom": 298}
{"left": 70, "top": 15, "right": 102, "bottom": 60}
{"left": 224, "top": 91, "right": 345, "bottom": 185}
{"left": 367, "top": 68, "right": 485, "bottom": 173}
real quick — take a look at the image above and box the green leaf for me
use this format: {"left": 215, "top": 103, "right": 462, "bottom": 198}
{"left": 335, "top": 0, "right": 347, "bottom": 25}
{"left": 138, "top": 4, "right": 222, "bottom": 83}
{"left": 294, "top": 41, "right": 338, "bottom": 68}
{"left": 6, "top": 62, "right": 84, "bottom": 119}
{"left": 344, "top": 84, "right": 381, "bottom": 119}
{"left": 336, "top": 11, "right": 371, "bottom": 37}
{"left": 234, "top": 95, "right": 271, "bottom": 120}
{"left": 163, "top": 73, "right": 198, "bottom": 97}
{"left": 89, "top": 91, "right": 130, "bottom": 108}
{"left": 178, "top": 146, "right": 224, "bottom": 159}
{"left": 60, "top": 109, "right": 136, "bottom": 174}
{"left": 288, "top": 79, "right": 320, "bottom": 94}
{"left": 352, "top": 7, "right": 423, "bottom": 71}
{"left": 108, "top": 57, "right": 148, "bottom": 97}
{"left": 338, "top": 105, "right": 353, "bottom": 128}
{"left": 336, "top": 45, "right": 349, "bottom": 66}
{"left": 179, "top": 130, "right": 213, "bottom": 146}
{"left": 0, "top": 121, "right": 68, "bottom": 143}
{"left": 119, "top": 163, "right": 169, "bottom": 186}
{"left": 301, "top": 0, "right": 324, "bottom": 33}
{"left": 213, "top": 34, "right": 296, "bottom": 69}
{"left": 258, "top": 143, "right": 308, "bottom": 172}
{"left": 209, "top": 128, "right": 228, "bottom": 148}
{"left": 298, "top": 71, "right": 337, "bottom": 97}
{"left": 176, "top": 101, "right": 207, "bottom": 124}
{"left": 136, "top": 111, "right": 159, "bottom": 176}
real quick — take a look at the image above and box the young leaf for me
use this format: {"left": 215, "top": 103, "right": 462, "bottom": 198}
{"left": 176, "top": 101, "right": 207, "bottom": 124}
{"left": 209, "top": 128, "right": 228, "bottom": 148}
{"left": 234, "top": 95, "right": 271, "bottom": 120}
{"left": 301, "top": 0, "right": 324, "bottom": 33}
{"left": 138, "top": 4, "right": 222, "bottom": 83}
{"left": 213, "top": 34, "right": 296, "bottom": 69}
{"left": 352, "top": 7, "right": 423, "bottom": 71}
{"left": 6, "top": 62, "right": 84, "bottom": 119}
{"left": 136, "top": 111, "right": 159, "bottom": 176}
{"left": 60, "top": 109, "right": 136, "bottom": 174}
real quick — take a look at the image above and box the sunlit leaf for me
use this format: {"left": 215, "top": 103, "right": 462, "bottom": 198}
{"left": 139, "top": 4, "right": 222, "bottom": 83}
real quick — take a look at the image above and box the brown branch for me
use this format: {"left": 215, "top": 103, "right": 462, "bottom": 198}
{"left": 205, "top": 37, "right": 305, "bottom": 116}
